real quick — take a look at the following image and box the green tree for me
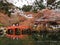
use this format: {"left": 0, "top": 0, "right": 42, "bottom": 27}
{"left": 56, "top": 1, "right": 60, "bottom": 5}
{"left": 22, "top": 5, "right": 32, "bottom": 12}
{"left": 47, "top": 0, "right": 56, "bottom": 5}
{"left": 33, "top": 0, "right": 45, "bottom": 10}
{"left": 0, "top": 0, "right": 14, "bottom": 17}
{"left": 47, "top": 0, "right": 60, "bottom": 9}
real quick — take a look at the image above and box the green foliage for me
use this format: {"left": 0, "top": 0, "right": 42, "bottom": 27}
{"left": 33, "top": 0, "right": 45, "bottom": 10}
{"left": 39, "top": 3, "right": 45, "bottom": 10}
{"left": 19, "top": 8, "right": 22, "bottom": 10}
{"left": 22, "top": 5, "right": 32, "bottom": 12}
{"left": 32, "top": 8, "right": 37, "bottom": 13}
{"left": 47, "top": 0, "right": 56, "bottom": 5}
{"left": 0, "top": 1, "right": 13, "bottom": 17}
{"left": 56, "top": 1, "right": 60, "bottom": 5}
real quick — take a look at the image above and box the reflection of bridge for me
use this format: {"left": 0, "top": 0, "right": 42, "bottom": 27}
{"left": 0, "top": 25, "right": 32, "bottom": 39}
{"left": 6, "top": 25, "right": 32, "bottom": 39}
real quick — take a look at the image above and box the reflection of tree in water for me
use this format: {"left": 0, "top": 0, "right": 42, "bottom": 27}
{"left": 49, "top": 21, "right": 58, "bottom": 25}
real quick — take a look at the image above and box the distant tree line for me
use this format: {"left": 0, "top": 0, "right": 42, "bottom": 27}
{"left": 21, "top": 5, "right": 32, "bottom": 12}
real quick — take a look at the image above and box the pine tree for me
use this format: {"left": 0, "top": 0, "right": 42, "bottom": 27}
{"left": 32, "top": 0, "right": 45, "bottom": 12}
